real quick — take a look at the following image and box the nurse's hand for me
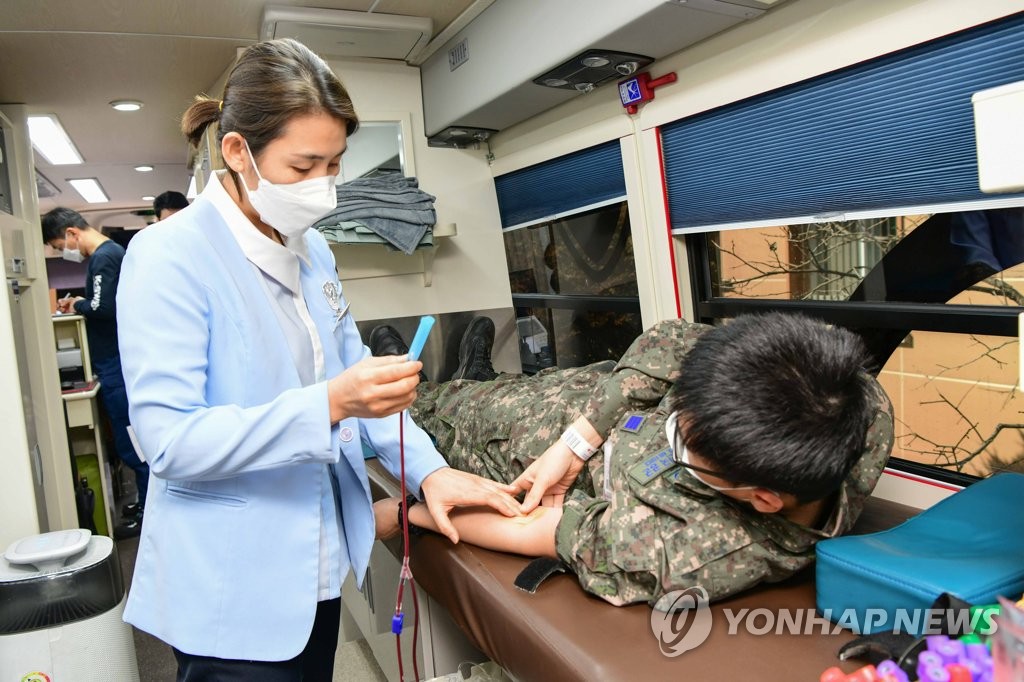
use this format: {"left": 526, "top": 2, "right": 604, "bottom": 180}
{"left": 328, "top": 355, "right": 422, "bottom": 423}
{"left": 419, "top": 467, "right": 521, "bottom": 544}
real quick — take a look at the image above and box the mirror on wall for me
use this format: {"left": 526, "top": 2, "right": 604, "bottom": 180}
{"left": 339, "top": 121, "right": 405, "bottom": 182}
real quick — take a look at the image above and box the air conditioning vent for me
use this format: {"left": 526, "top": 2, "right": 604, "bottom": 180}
{"left": 449, "top": 38, "right": 469, "bottom": 72}
{"left": 35, "top": 170, "right": 59, "bottom": 199}
{"left": 261, "top": 6, "right": 432, "bottom": 63}
{"left": 532, "top": 50, "right": 654, "bottom": 92}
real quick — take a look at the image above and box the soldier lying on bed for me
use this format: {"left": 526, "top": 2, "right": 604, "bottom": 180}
{"left": 371, "top": 312, "right": 894, "bottom": 608}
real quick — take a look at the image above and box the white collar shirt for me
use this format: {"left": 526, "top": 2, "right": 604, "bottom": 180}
{"left": 203, "top": 171, "right": 345, "bottom": 601}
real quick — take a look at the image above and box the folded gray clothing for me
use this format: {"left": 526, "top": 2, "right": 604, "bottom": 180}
{"left": 327, "top": 205, "right": 436, "bottom": 225}
{"left": 322, "top": 231, "right": 435, "bottom": 251}
{"left": 320, "top": 220, "right": 387, "bottom": 237}
{"left": 349, "top": 174, "right": 419, "bottom": 186}
{"left": 315, "top": 205, "right": 436, "bottom": 254}
{"left": 319, "top": 229, "right": 387, "bottom": 245}
{"left": 332, "top": 198, "right": 436, "bottom": 212}
{"left": 342, "top": 175, "right": 416, "bottom": 189}
{"left": 330, "top": 204, "right": 435, "bottom": 221}
{"left": 341, "top": 175, "right": 429, "bottom": 193}
{"left": 355, "top": 216, "right": 429, "bottom": 254}
{"left": 316, "top": 196, "right": 435, "bottom": 227}
{"left": 337, "top": 187, "right": 434, "bottom": 205}
{"left": 336, "top": 176, "right": 436, "bottom": 204}
{"left": 318, "top": 220, "right": 433, "bottom": 251}
{"left": 315, "top": 175, "right": 438, "bottom": 254}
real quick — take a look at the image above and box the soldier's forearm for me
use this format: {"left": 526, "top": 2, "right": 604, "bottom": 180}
{"left": 408, "top": 502, "right": 561, "bottom": 557}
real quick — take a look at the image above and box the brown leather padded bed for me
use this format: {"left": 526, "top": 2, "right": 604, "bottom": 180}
{"left": 368, "top": 459, "right": 915, "bottom": 682}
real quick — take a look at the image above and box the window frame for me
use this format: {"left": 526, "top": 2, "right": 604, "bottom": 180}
{"left": 504, "top": 199, "right": 643, "bottom": 372}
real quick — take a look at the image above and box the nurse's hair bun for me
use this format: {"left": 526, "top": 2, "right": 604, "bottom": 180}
{"left": 181, "top": 95, "right": 223, "bottom": 149}
{"left": 181, "top": 38, "right": 358, "bottom": 157}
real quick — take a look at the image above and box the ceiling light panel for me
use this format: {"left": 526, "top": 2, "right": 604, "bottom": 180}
{"left": 110, "top": 100, "right": 144, "bottom": 112}
{"left": 27, "top": 115, "right": 83, "bottom": 165}
{"left": 67, "top": 178, "right": 109, "bottom": 204}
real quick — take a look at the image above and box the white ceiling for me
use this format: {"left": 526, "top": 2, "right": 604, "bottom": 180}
{"left": 0, "top": 0, "right": 477, "bottom": 228}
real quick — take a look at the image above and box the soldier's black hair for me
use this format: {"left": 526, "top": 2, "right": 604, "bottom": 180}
{"left": 41, "top": 206, "right": 90, "bottom": 243}
{"left": 669, "top": 312, "right": 875, "bottom": 503}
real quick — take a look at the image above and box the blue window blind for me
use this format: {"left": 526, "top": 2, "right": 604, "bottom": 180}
{"left": 495, "top": 140, "right": 626, "bottom": 228}
{"left": 662, "top": 13, "right": 1024, "bottom": 230}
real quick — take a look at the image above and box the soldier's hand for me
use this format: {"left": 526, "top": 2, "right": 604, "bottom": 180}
{"left": 510, "top": 442, "right": 585, "bottom": 513}
{"left": 420, "top": 467, "right": 521, "bottom": 544}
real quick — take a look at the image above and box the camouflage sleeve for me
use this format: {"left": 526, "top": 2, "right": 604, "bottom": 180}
{"left": 580, "top": 319, "right": 710, "bottom": 437}
{"left": 679, "top": 544, "right": 778, "bottom": 605}
{"left": 555, "top": 493, "right": 663, "bottom": 606}
{"left": 556, "top": 489, "right": 785, "bottom": 607}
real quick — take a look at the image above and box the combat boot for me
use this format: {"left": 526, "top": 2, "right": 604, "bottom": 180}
{"left": 369, "top": 325, "right": 410, "bottom": 357}
{"left": 452, "top": 317, "right": 498, "bottom": 382}
{"left": 369, "top": 324, "right": 427, "bottom": 381}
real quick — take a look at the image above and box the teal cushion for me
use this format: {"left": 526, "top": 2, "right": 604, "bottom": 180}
{"left": 815, "top": 473, "right": 1024, "bottom": 634}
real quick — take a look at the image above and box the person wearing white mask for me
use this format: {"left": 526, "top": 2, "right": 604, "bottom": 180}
{"left": 42, "top": 207, "right": 150, "bottom": 536}
{"left": 116, "top": 38, "right": 522, "bottom": 680}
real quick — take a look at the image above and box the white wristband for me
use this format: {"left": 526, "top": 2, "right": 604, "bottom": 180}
{"left": 561, "top": 426, "right": 598, "bottom": 461}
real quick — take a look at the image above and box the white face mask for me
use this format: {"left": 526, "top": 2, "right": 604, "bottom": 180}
{"left": 243, "top": 139, "right": 338, "bottom": 239}
{"left": 62, "top": 234, "right": 84, "bottom": 263}
{"left": 665, "top": 411, "right": 758, "bottom": 493}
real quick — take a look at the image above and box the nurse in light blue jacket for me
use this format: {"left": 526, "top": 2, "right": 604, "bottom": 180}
{"left": 116, "top": 39, "right": 520, "bottom": 680}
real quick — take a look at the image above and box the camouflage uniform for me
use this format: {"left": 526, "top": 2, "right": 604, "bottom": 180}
{"left": 411, "top": 319, "right": 894, "bottom": 607}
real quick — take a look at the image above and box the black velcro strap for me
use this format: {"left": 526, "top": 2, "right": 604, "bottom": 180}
{"left": 514, "top": 557, "right": 569, "bottom": 594}
{"left": 400, "top": 495, "right": 427, "bottom": 537}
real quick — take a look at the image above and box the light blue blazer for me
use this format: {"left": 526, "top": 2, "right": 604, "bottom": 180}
{"left": 116, "top": 197, "right": 446, "bottom": 660}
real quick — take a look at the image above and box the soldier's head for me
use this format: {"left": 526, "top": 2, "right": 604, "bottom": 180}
{"left": 668, "top": 312, "right": 877, "bottom": 511}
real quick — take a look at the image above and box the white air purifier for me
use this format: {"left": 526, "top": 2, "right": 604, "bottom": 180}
{"left": 0, "top": 529, "right": 139, "bottom": 681}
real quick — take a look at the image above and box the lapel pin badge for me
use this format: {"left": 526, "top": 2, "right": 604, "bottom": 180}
{"left": 322, "top": 281, "right": 350, "bottom": 330}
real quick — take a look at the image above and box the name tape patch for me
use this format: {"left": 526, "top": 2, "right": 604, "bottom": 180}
{"left": 628, "top": 448, "right": 678, "bottom": 485}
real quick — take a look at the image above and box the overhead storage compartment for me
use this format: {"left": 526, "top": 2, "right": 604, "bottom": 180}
{"left": 419, "top": 0, "right": 785, "bottom": 141}
{"left": 261, "top": 6, "right": 433, "bottom": 62}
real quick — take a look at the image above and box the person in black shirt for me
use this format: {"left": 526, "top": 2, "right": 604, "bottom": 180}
{"left": 43, "top": 207, "right": 150, "bottom": 532}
